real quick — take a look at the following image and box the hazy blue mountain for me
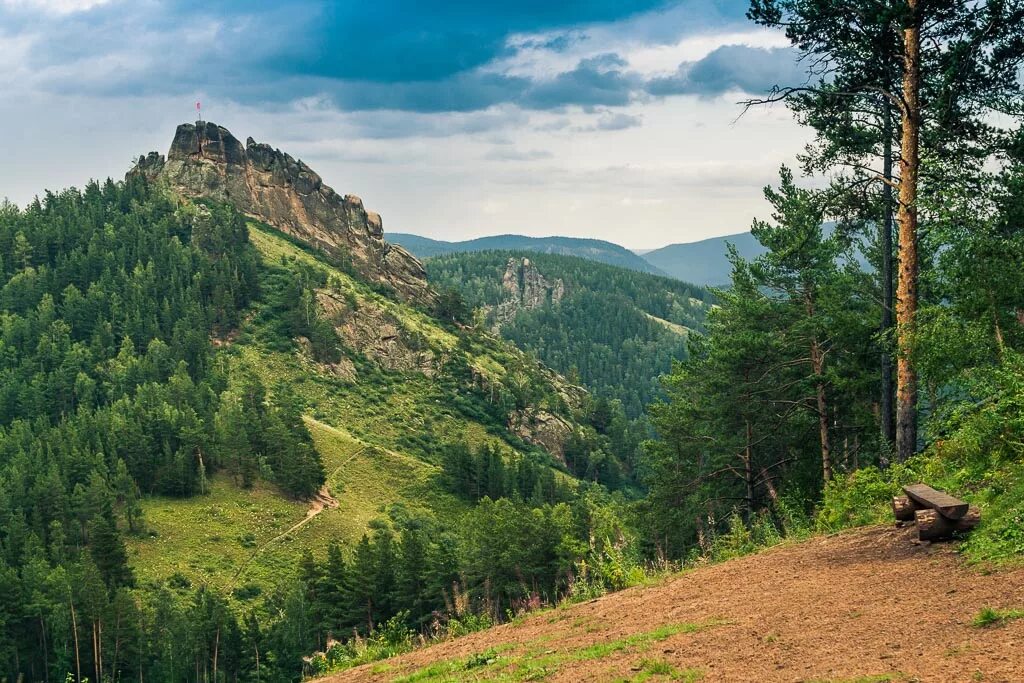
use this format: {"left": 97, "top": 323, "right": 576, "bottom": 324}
{"left": 640, "top": 231, "right": 767, "bottom": 286}
{"left": 388, "top": 232, "right": 668, "bottom": 275}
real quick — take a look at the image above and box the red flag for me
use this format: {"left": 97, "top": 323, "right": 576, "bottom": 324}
{"left": 196, "top": 101, "right": 201, "bottom": 111}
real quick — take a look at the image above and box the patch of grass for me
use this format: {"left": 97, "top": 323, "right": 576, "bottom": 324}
{"left": 394, "top": 647, "right": 510, "bottom": 682}
{"left": 618, "top": 658, "right": 703, "bottom": 682}
{"left": 574, "top": 621, "right": 721, "bottom": 662}
{"left": 972, "top": 606, "right": 1024, "bottom": 628}
{"left": 129, "top": 416, "right": 467, "bottom": 600}
{"left": 395, "top": 621, "right": 725, "bottom": 683}
{"left": 131, "top": 473, "right": 309, "bottom": 593}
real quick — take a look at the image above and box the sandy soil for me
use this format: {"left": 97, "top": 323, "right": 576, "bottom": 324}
{"left": 322, "top": 525, "right": 1024, "bottom": 682}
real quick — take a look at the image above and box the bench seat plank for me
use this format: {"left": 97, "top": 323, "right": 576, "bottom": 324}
{"left": 903, "top": 483, "right": 969, "bottom": 520}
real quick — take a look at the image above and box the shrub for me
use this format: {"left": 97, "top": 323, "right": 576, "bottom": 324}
{"left": 709, "top": 512, "right": 757, "bottom": 562}
{"left": 232, "top": 583, "right": 262, "bottom": 601}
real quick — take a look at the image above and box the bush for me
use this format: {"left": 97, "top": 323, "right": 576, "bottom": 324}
{"left": 816, "top": 467, "right": 897, "bottom": 532}
{"left": 306, "top": 612, "right": 417, "bottom": 675}
{"left": 709, "top": 512, "right": 757, "bottom": 562}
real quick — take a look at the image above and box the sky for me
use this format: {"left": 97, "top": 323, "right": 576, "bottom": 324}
{"left": 0, "top": 0, "right": 815, "bottom": 249}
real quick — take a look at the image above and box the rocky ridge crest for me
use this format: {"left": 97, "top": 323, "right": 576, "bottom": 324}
{"left": 132, "top": 121, "right": 432, "bottom": 303}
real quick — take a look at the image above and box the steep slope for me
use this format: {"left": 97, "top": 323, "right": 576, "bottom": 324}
{"left": 389, "top": 233, "right": 668, "bottom": 275}
{"left": 126, "top": 213, "right": 589, "bottom": 595}
{"left": 120, "top": 125, "right": 613, "bottom": 602}
{"left": 323, "top": 525, "right": 1024, "bottom": 682}
{"left": 640, "top": 230, "right": 767, "bottom": 286}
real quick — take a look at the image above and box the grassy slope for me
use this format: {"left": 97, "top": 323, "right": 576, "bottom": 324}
{"left": 129, "top": 222, "right": 564, "bottom": 599}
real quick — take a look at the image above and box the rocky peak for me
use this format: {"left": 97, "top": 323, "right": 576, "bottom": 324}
{"left": 131, "top": 121, "right": 432, "bottom": 303}
{"left": 493, "top": 257, "right": 564, "bottom": 329}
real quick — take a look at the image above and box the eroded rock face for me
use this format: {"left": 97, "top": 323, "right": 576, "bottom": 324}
{"left": 508, "top": 409, "right": 575, "bottom": 463}
{"left": 132, "top": 121, "right": 432, "bottom": 304}
{"left": 315, "top": 290, "right": 438, "bottom": 375}
{"left": 493, "top": 257, "right": 565, "bottom": 330}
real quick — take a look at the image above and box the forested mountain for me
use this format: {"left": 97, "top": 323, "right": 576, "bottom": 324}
{"left": 0, "top": 124, "right": 645, "bottom": 683}
{"left": 425, "top": 250, "right": 713, "bottom": 419}
{"left": 388, "top": 232, "right": 667, "bottom": 275}
{"left": 4, "top": 0, "right": 1024, "bottom": 679}
{"left": 639, "top": 231, "right": 767, "bottom": 286}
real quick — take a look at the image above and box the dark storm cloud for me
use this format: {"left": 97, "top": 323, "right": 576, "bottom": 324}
{"left": 5, "top": 0, "right": 805, "bottom": 136}
{"left": 646, "top": 45, "right": 806, "bottom": 97}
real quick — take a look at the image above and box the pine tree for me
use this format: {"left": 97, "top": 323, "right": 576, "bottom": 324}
{"left": 320, "top": 542, "right": 353, "bottom": 637}
{"left": 747, "top": 0, "right": 1024, "bottom": 461}
{"left": 88, "top": 515, "right": 135, "bottom": 589}
{"left": 347, "top": 535, "right": 378, "bottom": 632}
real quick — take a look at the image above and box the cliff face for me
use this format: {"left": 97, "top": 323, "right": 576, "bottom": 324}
{"left": 133, "top": 121, "right": 432, "bottom": 303}
{"left": 493, "top": 257, "right": 565, "bottom": 329}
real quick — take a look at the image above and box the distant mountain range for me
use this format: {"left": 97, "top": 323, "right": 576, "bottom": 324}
{"left": 387, "top": 233, "right": 667, "bottom": 275}
{"left": 639, "top": 232, "right": 768, "bottom": 286}
{"left": 390, "top": 231, "right": 768, "bottom": 286}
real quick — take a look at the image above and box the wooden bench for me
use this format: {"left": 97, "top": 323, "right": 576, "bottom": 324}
{"left": 891, "top": 483, "right": 980, "bottom": 541}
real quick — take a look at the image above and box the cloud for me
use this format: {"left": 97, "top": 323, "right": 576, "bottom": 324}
{"left": 646, "top": 44, "right": 806, "bottom": 97}
{"left": 521, "top": 53, "right": 641, "bottom": 109}
{"left": 5, "top": 0, "right": 807, "bottom": 133}
{"left": 0, "top": 0, "right": 109, "bottom": 15}
{"left": 341, "top": 107, "right": 531, "bottom": 140}
{"left": 591, "top": 112, "right": 643, "bottom": 131}
{"left": 483, "top": 147, "right": 554, "bottom": 161}
{"left": 11, "top": 0, "right": 666, "bottom": 83}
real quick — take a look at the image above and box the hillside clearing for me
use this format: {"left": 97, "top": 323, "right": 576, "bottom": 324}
{"left": 321, "top": 526, "right": 1024, "bottom": 682}
{"left": 130, "top": 417, "right": 463, "bottom": 596}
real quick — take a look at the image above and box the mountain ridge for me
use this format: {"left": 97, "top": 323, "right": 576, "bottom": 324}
{"left": 132, "top": 120, "right": 433, "bottom": 303}
{"left": 640, "top": 231, "right": 766, "bottom": 286}
{"left": 390, "top": 229, "right": 772, "bottom": 286}
{"left": 389, "top": 232, "right": 669, "bottom": 275}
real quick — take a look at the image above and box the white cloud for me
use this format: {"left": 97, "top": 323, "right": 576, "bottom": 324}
{"left": 1, "top": 0, "right": 111, "bottom": 14}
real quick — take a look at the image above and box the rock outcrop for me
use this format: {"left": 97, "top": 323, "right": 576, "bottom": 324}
{"left": 132, "top": 121, "right": 432, "bottom": 303}
{"left": 493, "top": 257, "right": 564, "bottom": 330}
{"left": 508, "top": 409, "right": 575, "bottom": 463}
{"left": 315, "top": 290, "right": 438, "bottom": 375}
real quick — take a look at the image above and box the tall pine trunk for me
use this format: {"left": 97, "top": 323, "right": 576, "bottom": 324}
{"left": 896, "top": 0, "right": 921, "bottom": 461}
{"left": 881, "top": 100, "right": 896, "bottom": 451}
{"left": 806, "top": 293, "right": 832, "bottom": 482}
{"left": 811, "top": 339, "right": 832, "bottom": 482}
{"left": 70, "top": 598, "right": 81, "bottom": 683}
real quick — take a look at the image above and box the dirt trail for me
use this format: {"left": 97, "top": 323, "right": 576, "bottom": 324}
{"left": 228, "top": 446, "right": 366, "bottom": 588}
{"left": 324, "top": 525, "right": 1024, "bottom": 682}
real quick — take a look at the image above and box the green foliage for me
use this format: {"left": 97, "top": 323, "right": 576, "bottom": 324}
{"left": 816, "top": 467, "right": 901, "bottom": 532}
{"left": 0, "top": 178, "right": 329, "bottom": 683}
{"left": 971, "top": 606, "right": 1024, "bottom": 628}
{"left": 427, "top": 250, "right": 711, "bottom": 418}
{"left": 440, "top": 441, "right": 570, "bottom": 504}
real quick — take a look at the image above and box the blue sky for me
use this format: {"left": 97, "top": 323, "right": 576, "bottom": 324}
{"left": 0, "top": 0, "right": 812, "bottom": 247}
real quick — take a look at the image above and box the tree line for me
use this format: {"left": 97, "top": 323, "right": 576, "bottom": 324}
{"left": 643, "top": 0, "right": 1024, "bottom": 557}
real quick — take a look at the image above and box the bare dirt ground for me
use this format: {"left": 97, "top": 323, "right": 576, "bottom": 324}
{"left": 323, "top": 525, "right": 1024, "bottom": 682}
